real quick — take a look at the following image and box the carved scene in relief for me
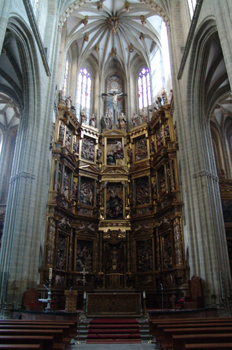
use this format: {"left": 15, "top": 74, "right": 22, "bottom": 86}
{"left": 134, "top": 136, "right": 147, "bottom": 161}
{"left": 137, "top": 239, "right": 153, "bottom": 272}
{"left": 163, "top": 234, "right": 173, "bottom": 270}
{"left": 106, "top": 183, "right": 123, "bottom": 220}
{"left": 56, "top": 234, "right": 68, "bottom": 270}
{"left": 81, "top": 136, "right": 95, "bottom": 162}
{"left": 76, "top": 239, "right": 93, "bottom": 272}
{"left": 135, "top": 176, "right": 150, "bottom": 206}
{"left": 107, "top": 138, "right": 124, "bottom": 165}
{"left": 80, "top": 177, "right": 94, "bottom": 206}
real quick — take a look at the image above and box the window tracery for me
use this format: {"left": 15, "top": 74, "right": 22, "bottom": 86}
{"left": 77, "top": 68, "right": 91, "bottom": 121}
{"left": 63, "top": 54, "right": 69, "bottom": 95}
{"left": 138, "top": 68, "right": 152, "bottom": 110}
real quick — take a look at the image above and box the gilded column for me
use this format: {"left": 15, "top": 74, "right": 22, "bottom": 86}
{"left": 173, "top": 217, "right": 183, "bottom": 266}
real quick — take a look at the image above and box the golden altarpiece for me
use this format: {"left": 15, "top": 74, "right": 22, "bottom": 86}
{"left": 38, "top": 95, "right": 190, "bottom": 310}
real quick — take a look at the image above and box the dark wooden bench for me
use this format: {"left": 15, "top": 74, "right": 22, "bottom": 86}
{"left": 185, "top": 344, "right": 232, "bottom": 350}
{"left": 157, "top": 322, "right": 232, "bottom": 338}
{"left": 0, "top": 336, "right": 53, "bottom": 350}
{"left": 0, "top": 346, "right": 41, "bottom": 349}
{"left": 173, "top": 333, "right": 232, "bottom": 350}
{"left": 149, "top": 317, "right": 232, "bottom": 336}
{"left": 0, "top": 329, "right": 64, "bottom": 347}
{"left": 0, "top": 324, "right": 70, "bottom": 339}
{"left": 0, "top": 320, "right": 76, "bottom": 338}
{"left": 162, "top": 327, "right": 232, "bottom": 349}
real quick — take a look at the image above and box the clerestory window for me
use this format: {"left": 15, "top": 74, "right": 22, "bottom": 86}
{"left": 138, "top": 68, "right": 152, "bottom": 110}
{"left": 63, "top": 54, "right": 69, "bottom": 96}
{"left": 76, "top": 68, "right": 92, "bottom": 119}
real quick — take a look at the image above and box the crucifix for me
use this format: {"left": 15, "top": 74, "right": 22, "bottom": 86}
{"left": 102, "top": 91, "right": 127, "bottom": 124}
{"left": 80, "top": 267, "right": 88, "bottom": 285}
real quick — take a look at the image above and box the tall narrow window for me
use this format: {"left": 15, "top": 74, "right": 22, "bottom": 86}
{"left": 63, "top": 54, "right": 69, "bottom": 96}
{"left": 76, "top": 68, "right": 91, "bottom": 120}
{"left": 188, "top": 0, "right": 197, "bottom": 18}
{"left": 138, "top": 68, "right": 152, "bottom": 110}
{"left": 34, "top": 0, "right": 39, "bottom": 9}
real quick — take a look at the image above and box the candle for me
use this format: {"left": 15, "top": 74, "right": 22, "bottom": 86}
{"left": 143, "top": 291, "right": 146, "bottom": 298}
{"left": 49, "top": 267, "right": 52, "bottom": 280}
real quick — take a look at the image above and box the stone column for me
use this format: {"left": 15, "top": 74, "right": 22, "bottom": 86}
{"left": 0, "top": 132, "right": 16, "bottom": 204}
{"left": 166, "top": 4, "right": 231, "bottom": 308}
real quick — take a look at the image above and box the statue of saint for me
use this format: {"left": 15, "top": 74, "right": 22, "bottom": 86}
{"left": 118, "top": 112, "right": 127, "bottom": 129}
{"left": 141, "top": 108, "right": 148, "bottom": 123}
{"left": 102, "top": 113, "right": 112, "bottom": 130}
{"left": 80, "top": 108, "right": 87, "bottom": 124}
{"left": 132, "top": 112, "right": 139, "bottom": 127}
{"left": 90, "top": 114, "right": 97, "bottom": 127}
{"left": 65, "top": 96, "right": 72, "bottom": 110}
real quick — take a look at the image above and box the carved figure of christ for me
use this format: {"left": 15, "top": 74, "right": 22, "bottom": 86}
{"left": 80, "top": 267, "right": 88, "bottom": 285}
{"left": 102, "top": 91, "right": 127, "bottom": 123}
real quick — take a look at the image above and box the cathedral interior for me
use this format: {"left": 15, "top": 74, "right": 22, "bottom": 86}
{"left": 0, "top": 0, "right": 232, "bottom": 314}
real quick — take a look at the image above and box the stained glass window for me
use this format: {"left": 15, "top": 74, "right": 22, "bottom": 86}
{"left": 63, "top": 54, "right": 69, "bottom": 96}
{"left": 188, "top": 0, "right": 197, "bottom": 18}
{"left": 138, "top": 68, "right": 152, "bottom": 109}
{"left": 35, "top": 0, "right": 39, "bottom": 9}
{"left": 77, "top": 68, "right": 91, "bottom": 118}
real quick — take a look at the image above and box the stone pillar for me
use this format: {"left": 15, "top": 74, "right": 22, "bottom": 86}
{"left": 166, "top": 3, "right": 232, "bottom": 309}
{"left": 0, "top": 131, "right": 16, "bottom": 204}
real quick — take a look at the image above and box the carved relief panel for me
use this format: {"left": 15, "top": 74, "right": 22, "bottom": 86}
{"left": 75, "top": 238, "right": 93, "bottom": 273}
{"left": 106, "top": 138, "right": 124, "bottom": 166}
{"left": 80, "top": 135, "right": 95, "bottom": 163}
{"left": 105, "top": 183, "right": 124, "bottom": 220}
{"left": 134, "top": 135, "right": 148, "bottom": 162}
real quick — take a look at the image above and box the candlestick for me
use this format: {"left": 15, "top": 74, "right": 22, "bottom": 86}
{"left": 49, "top": 267, "right": 52, "bottom": 280}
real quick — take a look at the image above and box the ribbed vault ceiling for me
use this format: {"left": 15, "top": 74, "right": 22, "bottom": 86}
{"left": 206, "top": 35, "right": 232, "bottom": 127}
{"left": 63, "top": 0, "right": 168, "bottom": 71}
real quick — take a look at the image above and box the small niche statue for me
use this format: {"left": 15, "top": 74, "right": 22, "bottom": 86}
{"left": 97, "top": 146, "right": 102, "bottom": 162}
{"left": 102, "top": 113, "right": 112, "bottom": 130}
{"left": 132, "top": 112, "right": 139, "bottom": 127}
{"left": 118, "top": 112, "right": 127, "bottom": 130}
{"left": 90, "top": 114, "right": 97, "bottom": 127}
{"left": 65, "top": 96, "right": 72, "bottom": 110}
{"left": 141, "top": 108, "right": 148, "bottom": 123}
{"left": 59, "top": 89, "right": 65, "bottom": 103}
{"left": 80, "top": 108, "right": 87, "bottom": 124}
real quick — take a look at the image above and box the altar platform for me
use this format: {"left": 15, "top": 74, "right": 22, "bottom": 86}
{"left": 87, "top": 292, "right": 141, "bottom": 317}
